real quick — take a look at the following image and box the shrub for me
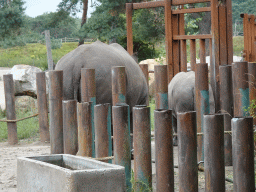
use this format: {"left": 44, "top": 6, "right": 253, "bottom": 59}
{"left": 0, "top": 36, "right": 26, "bottom": 49}
{"left": 51, "top": 39, "right": 62, "bottom": 49}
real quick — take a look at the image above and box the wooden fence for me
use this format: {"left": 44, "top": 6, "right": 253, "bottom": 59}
{"left": 241, "top": 13, "right": 256, "bottom": 62}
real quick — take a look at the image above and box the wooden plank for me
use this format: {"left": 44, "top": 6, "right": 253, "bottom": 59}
{"left": 179, "top": 8, "right": 186, "bottom": 72}
{"left": 172, "top": 0, "right": 210, "bottom": 5}
{"left": 255, "top": 23, "right": 256, "bottom": 60}
{"left": 226, "top": 0, "right": 233, "bottom": 64}
{"left": 190, "top": 39, "right": 196, "bottom": 71}
{"left": 133, "top": 1, "right": 165, "bottom": 9}
{"left": 165, "top": 0, "right": 173, "bottom": 82}
{"left": 248, "top": 15, "right": 253, "bottom": 61}
{"left": 250, "top": 15, "right": 256, "bottom": 61}
{"left": 211, "top": 0, "right": 220, "bottom": 113}
{"left": 172, "top": 7, "right": 211, "bottom": 14}
{"left": 243, "top": 14, "right": 249, "bottom": 61}
{"left": 179, "top": 6, "right": 185, "bottom": 35}
{"left": 209, "top": 38, "right": 212, "bottom": 70}
{"left": 199, "top": 39, "right": 206, "bottom": 63}
{"left": 219, "top": 5, "right": 227, "bottom": 65}
{"left": 126, "top": 3, "right": 133, "bottom": 55}
{"left": 180, "top": 40, "right": 187, "bottom": 72}
{"left": 44, "top": 30, "right": 54, "bottom": 70}
{"left": 173, "top": 34, "right": 212, "bottom": 40}
{"left": 172, "top": 14, "right": 180, "bottom": 76}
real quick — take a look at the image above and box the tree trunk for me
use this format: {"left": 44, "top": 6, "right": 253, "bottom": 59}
{"left": 78, "top": 0, "right": 89, "bottom": 46}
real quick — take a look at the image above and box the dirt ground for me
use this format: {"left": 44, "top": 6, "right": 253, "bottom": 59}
{"left": 0, "top": 139, "right": 234, "bottom": 192}
{"left": 0, "top": 139, "right": 50, "bottom": 192}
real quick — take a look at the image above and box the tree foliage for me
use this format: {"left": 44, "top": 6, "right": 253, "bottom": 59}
{"left": 58, "top": 0, "right": 89, "bottom": 45}
{"left": 232, "top": 0, "right": 256, "bottom": 23}
{"left": 0, "top": 0, "right": 25, "bottom": 40}
{"left": 29, "top": 11, "right": 79, "bottom": 39}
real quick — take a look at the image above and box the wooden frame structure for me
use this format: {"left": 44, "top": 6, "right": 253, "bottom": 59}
{"left": 126, "top": 0, "right": 233, "bottom": 112}
{"left": 241, "top": 13, "right": 256, "bottom": 62}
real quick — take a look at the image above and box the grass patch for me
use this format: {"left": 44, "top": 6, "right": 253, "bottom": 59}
{"left": 233, "top": 36, "right": 244, "bottom": 56}
{"left": 0, "top": 109, "right": 39, "bottom": 142}
{"left": 130, "top": 169, "right": 152, "bottom": 192}
{"left": 0, "top": 42, "right": 88, "bottom": 70}
{"left": 149, "top": 99, "right": 155, "bottom": 131}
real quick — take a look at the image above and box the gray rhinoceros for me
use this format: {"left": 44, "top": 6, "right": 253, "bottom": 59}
{"left": 168, "top": 71, "right": 215, "bottom": 145}
{"left": 55, "top": 40, "right": 148, "bottom": 117}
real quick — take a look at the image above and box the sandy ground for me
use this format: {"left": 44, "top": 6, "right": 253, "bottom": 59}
{"left": 0, "top": 138, "right": 234, "bottom": 192}
{"left": 0, "top": 139, "right": 50, "bottom": 192}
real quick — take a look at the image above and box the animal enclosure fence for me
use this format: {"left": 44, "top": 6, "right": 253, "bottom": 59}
{"left": 2, "top": 62, "right": 256, "bottom": 190}
{"left": 126, "top": 0, "right": 233, "bottom": 116}
{"left": 126, "top": 0, "right": 234, "bottom": 165}
{"left": 1, "top": 73, "right": 49, "bottom": 145}
{"left": 241, "top": 13, "right": 256, "bottom": 62}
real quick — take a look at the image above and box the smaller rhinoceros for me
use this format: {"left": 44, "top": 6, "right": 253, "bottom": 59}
{"left": 168, "top": 71, "right": 215, "bottom": 145}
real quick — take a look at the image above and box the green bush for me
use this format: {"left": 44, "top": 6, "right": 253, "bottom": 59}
{"left": 0, "top": 36, "right": 26, "bottom": 49}
{"left": 51, "top": 39, "right": 62, "bottom": 49}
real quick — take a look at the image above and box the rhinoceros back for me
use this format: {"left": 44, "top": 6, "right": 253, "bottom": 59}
{"left": 55, "top": 41, "right": 148, "bottom": 108}
{"left": 168, "top": 71, "right": 215, "bottom": 118}
{"left": 168, "top": 71, "right": 195, "bottom": 118}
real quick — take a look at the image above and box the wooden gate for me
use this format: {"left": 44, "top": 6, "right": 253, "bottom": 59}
{"left": 241, "top": 13, "right": 256, "bottom": 62}
{"left": 126, "top": 0, "right": 233, "bottom": 112}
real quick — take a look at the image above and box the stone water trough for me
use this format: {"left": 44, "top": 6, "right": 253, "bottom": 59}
{"left": 17, "top": 154, "right": 126, "bottom": 192}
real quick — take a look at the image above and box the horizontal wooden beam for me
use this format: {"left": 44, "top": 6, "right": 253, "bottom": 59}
{"left": 173, "top": 34, "right": 212, "bottom": 40}
{"left": 172, "top": 0, "right": 210, "bottom": 5}
{"left": 133, "top": 1, "right": 165, "bottom": 9}
{"left": 172, "top": 7, "right": 211, "bottom": 14}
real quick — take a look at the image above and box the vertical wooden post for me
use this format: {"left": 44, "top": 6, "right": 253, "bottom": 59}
{"left": 226, "top": 0, "right": 233, "bottom": 64}
{"left": 133, "top": 106, "right": 152, "bottom": 190}
{"left": 219, "top": 5, "right": 227, "bottom": 65}
{"left": 190, "top": 39, "right": 196, "bottom": 71}
{"left": 250, "top": 15, "right": 256, "bottom": 62}
{"left": 195, "top": 63, "right": 209, "bottom": 162}
{"left": 178, "top": 111, "right": 198, "bottom": 191}
{"left": 243, "top": 14, "right": 249, "bottom": 61}
{"left": 94, "top": 103, "right": 112, "bottom": 163}
{"left": 204, "top": 114, "right": 225, "bottom": 192}
{"left": 219, "top": 65, "right": 233, "bottom": 166}
{"left": 49, "top": 70, "right": 64, "bottom": 154}
{"left": 155, "top": 109, "right": 173, "bottom": 192}
{"left": 36, "top": 72, "right": 50, "bottom": 143}
{"left": 232, "top": 62, "right": 249, "bottom": 117}
{"left": 77, "top": 102, "right": 92, "bottom": 157}
{"left": 81, "top": 68, "right": 96, "bottom": 157}
{"left": 199, "top": 39, "right": 206, "bottom": 63}
{"left": 126, "top": 3, "right": 133, "bottom": 56}
{"left": 139, "top": 64, "right": 149, "bottom": 106}
{"left": 112, "top": 66, "right": 126, "bottom": 106}
{"left": 179, "top": 6, "right": 186, "bottom": 73}
{"left": 154, "top": 65, "right": 168, "bottom": 110}
{"left": 44, "top": 30, "right": 54, "bottom": 70}
{"left": 3, "top": 74, "right": 18, "bottom": 145}
{"left": 180, "top": 40, "right": 187, "bottom": 72}
{"left": 211, "top": 0, "right": 220, "bottom": 112}
{"left": 232, "top": 117, "right": 255, "bottom": 191}
{"left": 172, "top": 14, "right": 180, "bottom": 76}
{"left": 165, "top": 0, "right": 173, "bottom": 82}
{"left": 63, "top": 100, "right": 78, "bottom": 155}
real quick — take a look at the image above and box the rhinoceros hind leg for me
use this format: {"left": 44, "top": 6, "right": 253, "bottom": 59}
{"left": 173, "top": 115, "right": 178, "bottom": 146}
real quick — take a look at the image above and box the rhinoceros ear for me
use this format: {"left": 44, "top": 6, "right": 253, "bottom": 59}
{"left": 132, "top": 52, "right": 138, "bottom": 64}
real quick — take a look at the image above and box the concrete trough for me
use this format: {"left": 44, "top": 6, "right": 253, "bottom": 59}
{"left": 17, "top": 154, "right": 126, "bottom": 192}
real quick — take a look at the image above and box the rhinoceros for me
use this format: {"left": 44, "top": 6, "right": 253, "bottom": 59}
{"left": 168, "top": 71, "right": 215, "bottom": 145}
{"left": 55, "top": 40, "right": 148, "bottom": 131}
